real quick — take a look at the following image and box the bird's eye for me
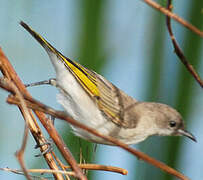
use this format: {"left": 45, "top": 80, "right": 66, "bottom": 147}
{"left": 169, "top": 121, "right": 176, "bottom": 128}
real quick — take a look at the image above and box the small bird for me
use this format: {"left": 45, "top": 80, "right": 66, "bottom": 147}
{"left": 20, "top": 21, "right": 196, "bottom": 145}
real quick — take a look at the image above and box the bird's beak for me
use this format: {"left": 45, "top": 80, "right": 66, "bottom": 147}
{"left": 177, "top": 129, "right": 197, "bottom": 142}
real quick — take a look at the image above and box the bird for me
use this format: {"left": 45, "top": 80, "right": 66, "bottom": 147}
{"left": 20, "top": 21, "right": 196, "bottom": 145}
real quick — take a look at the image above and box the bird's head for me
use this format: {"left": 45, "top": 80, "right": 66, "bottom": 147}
{"left": 136, "top": 102, "right": 196, "bottom": 142}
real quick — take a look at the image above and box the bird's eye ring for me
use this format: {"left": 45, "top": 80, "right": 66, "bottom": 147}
{"left": 169, "top": 121, "right": 176, "bottom": 128}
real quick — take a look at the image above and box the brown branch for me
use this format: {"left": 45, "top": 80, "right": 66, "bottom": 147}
{"left": 65, "top": 164, "right": 128, "bottom": 175}
{"left": 7, "top": 81, "right": 32, "bottom": 180}
{"left": 1, "top": 165, "right": 127, "bottom": 176}
{"left": 165, "top": 0, "right": 203, "bottom": 87}
{"left": 15, "top": 124, "right": 31, "bottom": 180}
{"left": 1, "top": 77, "right": 127, "bottom": 178}
{"left": 0, "top": 167, "right": 75, "bottom": 177}
{"left": 6, "top": 91, "right": 190, "bottom": 180}
{"left": 52, "top": 151, "right": 71, "bottom": 180}
{"left": 52, "top": 149, "right": 128, "bottom": 175}
{"left": 144, "top": 0, "right": 203, "bottom": 37}
{"left": 0, "top": 46, "right": 192, "bottom": 179}
{"left": 0, "top": 48, "right": 85, "bottom": 180}
{"left": 0, "top": 48, "right": 128, "bottom": 179}
{"left": 0, "top": 49, "right": 63, "bottom": 180}
{"left": 1, "top": 164, "right": 127, "bottom": 177}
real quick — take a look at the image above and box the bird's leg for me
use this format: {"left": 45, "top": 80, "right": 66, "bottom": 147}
{"left": 35, "top": 140, "right": 53, "bottom": 157}
{"left": 35, "top": 115, "right": 55, "bottom": 157}
{"left": 25, "top": 78, "right": 56, "bottom": 156}
{"left": 25, "top": 78, "right": 57, "bottom": 87}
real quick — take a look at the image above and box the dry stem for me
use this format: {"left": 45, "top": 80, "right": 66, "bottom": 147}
{"left": 6, "top": 88, "right": 190, "bottom": 180}
{"left": 165, "top": 0, "right": 203, "bottom": 87}
{"left": 144, "top": 0, "right": 203, "bottom": 37}
{"left": 0, "top": 48, "right": 85, "bottom": 180}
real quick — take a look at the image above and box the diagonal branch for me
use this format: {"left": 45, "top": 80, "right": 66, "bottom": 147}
{"left": 165, "top": 0, "right": 203, "bottom": 87}
{"left": 5, "top": 88, "right": 190, "bottom": 180}
{"left": 0, "top": 48, "right": 129, "bottom": 179}
{"left": 144, "top": 0, "right": 203, "bottom": 37}
{"left": 8, "top": 81, "right": 31, "bottom": 180}
{"left": 0, "top": 48, "right": 86, "bottom": 180}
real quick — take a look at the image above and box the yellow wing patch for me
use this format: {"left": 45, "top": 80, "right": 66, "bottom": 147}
{"left": 21, "top": 21, "right": 138, "bottom": 129}
{"left": 20, "top": 21, "right": 100, "bottom": 98}
{"left": 58, "top": 54, "right": 100, "bottom": 97}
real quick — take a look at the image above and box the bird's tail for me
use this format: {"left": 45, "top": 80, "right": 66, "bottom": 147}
{"left": 20, "top": 21, "right": 99, "bottom": 97}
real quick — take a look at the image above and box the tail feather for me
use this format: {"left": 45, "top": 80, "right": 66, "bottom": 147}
{"left": 20, "top": 21, "right": 57, "bottom": 53}
{"left": 20, "top": 21, "right": 99, "bottom": 97}
{"left": 20, "top": 21, "right": 85, "bottom": 75}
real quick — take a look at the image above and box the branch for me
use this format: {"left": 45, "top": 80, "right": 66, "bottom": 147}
{"left": 0, "top": 48, "right": 85, "bottom": 180}
{"left": 165, "top": 0, "right": 203, "bottom": 87}
{"left": 0, "top": 163, "right": 128, "bottom": 177}
{"left": 6, "top": 88, "right": 190, "bottom": 180}
{"left": 7, "top": 81, "right": 31, "bottom": 180}
{"left": 0, "top": 48, "right": 191, "bottom": 179}
{"left": 0, "top": 167, "right": 75, "bottom": 178}
{"left": 0, "top": 48, "right": 128, "bottom": 179}
{"left": 65, "top": 164, "right": 128, "bottom": 175}
{"left": 144, "top": 0, "right": 203, "bottom": 37}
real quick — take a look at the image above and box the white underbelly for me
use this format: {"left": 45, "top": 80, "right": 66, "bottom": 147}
{"left": 49, "top": 54, "right": 145, "bottom": 145}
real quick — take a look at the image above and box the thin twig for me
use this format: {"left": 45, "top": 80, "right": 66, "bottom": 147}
{"left": 165, "top": 0, "right": 203, "bottom": 87}
{"left": 52, "top": 152, "right": 71, "bottom": 180}
{"left": 65, "top": 164, "right": 128, "bottom": 175}
{"left": 0, "top": 49, "right": 63, "bottom": 180}
{"left": 0, "top": 48, "right": 128, "bottom": 179}
{"left": 0, "top": 167, "right": 75, "bottom": 177}
{"left": 0, "top": 48, "right": 85, "bottom": 180}
{"left": 7, "top": 80, "right": 32, "bottom": 180}
{"left": 144, "top": 0, "right": 203, "bottom": 37}
{"left": 6, "top": 92, "right": 190, "bottom": 180}
{"left": 0, "top": 49, "right": 64, "bottom": 180}
{"left": 52, "top": 147, "right": 127, "bottom": 175}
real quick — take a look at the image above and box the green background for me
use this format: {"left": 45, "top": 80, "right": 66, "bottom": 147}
{"left": 0, "top": 1, "right": 202, "bottom": 180}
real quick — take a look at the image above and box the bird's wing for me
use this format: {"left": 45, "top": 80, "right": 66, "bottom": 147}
{"left": 20, "top": 21, "right": 137, "bottom": 128}
{"left": 20, "top": 21, "right": 100, "bottom": 97}
{"left": 94, "top": 73, "right": 138, "bottom": 128}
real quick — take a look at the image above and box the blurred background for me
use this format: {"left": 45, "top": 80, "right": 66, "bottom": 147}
{"left": 0, "top": 0, "right": 202, "bottom": 180}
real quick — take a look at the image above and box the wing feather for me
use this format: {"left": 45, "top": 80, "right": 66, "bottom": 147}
{"left": 20, "top": 21, "right": 138, "bottom": 128}
{"left": 95, "top": 73, "right": 137, "bottom": 128}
